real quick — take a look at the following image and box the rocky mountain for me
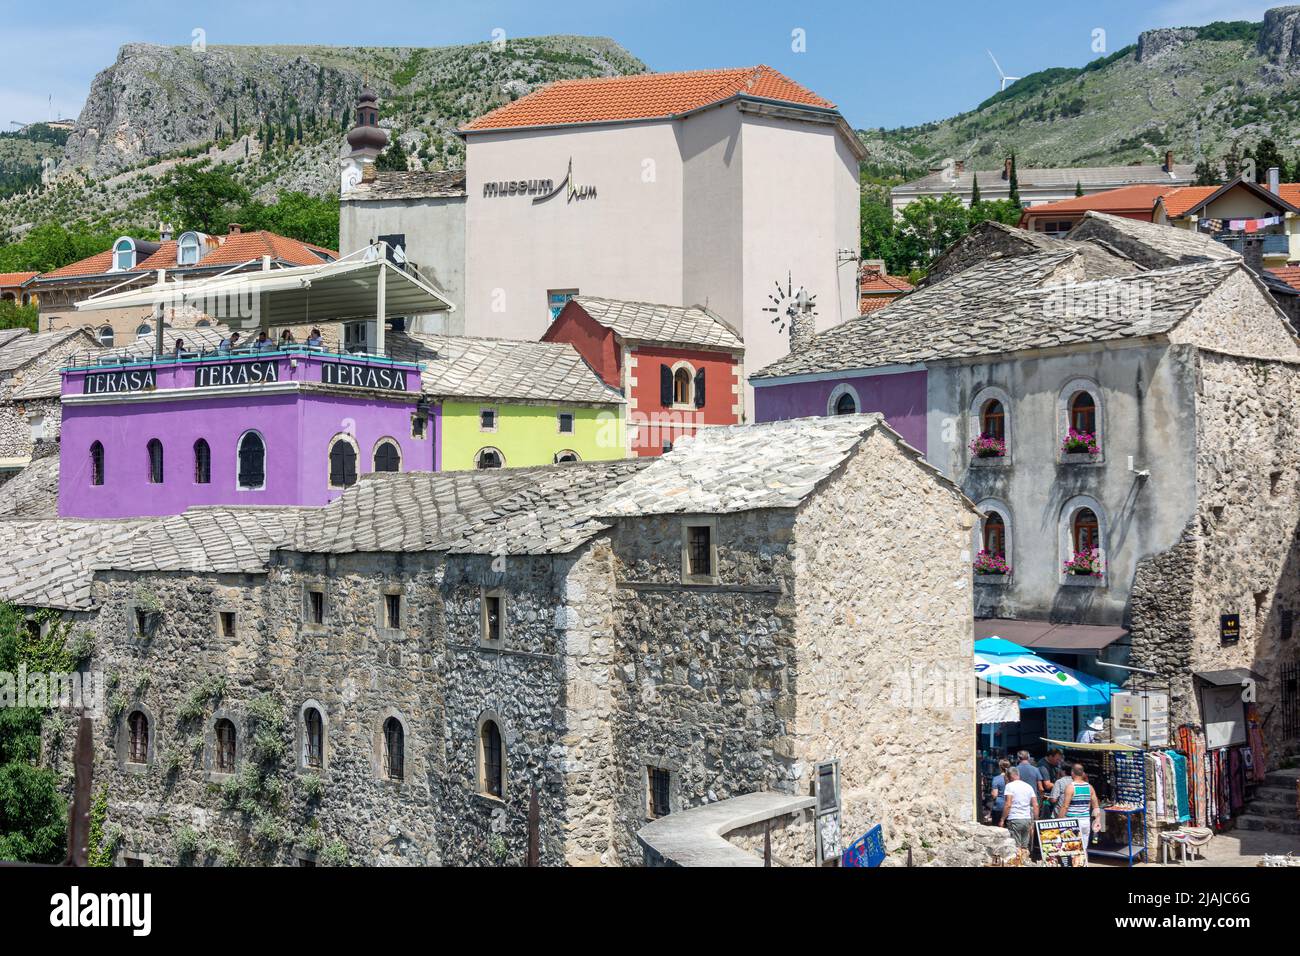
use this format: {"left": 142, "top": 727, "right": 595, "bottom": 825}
{"left": 860, "top": 6, "right": 1300, "bottom": 177}
{"left": 0, "top": 36, "right": 644, "bottom": 238}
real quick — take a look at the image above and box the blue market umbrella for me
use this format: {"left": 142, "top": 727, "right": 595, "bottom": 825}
{"left": 974, "top": 637, "right": 1117, "bottom": 709}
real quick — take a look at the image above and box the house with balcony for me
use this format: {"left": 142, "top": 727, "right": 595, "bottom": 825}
{"left": 751, "top": 224, "right": 1300, "bottom": 764}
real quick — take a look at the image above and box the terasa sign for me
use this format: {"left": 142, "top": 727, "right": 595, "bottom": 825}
{"left": 321, "top": 362, "right": 409, "bottom": 391}
{"left": 83, "top": 367, "right": 157, "bottom": 395}
{"left": 194, "top": 360, "right": 280, "bottom": 388}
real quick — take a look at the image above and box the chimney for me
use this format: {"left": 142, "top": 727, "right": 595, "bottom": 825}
{"left": 788, "top": 287, "right": 816, "bottom": 355}
{"left": 1269, "top": 166, "right": 1280, "bottom": 194}
{"left": 860, "top": 259, "right": 885, "bottom": 287}
{"left": 227, "top": 223, "right": 243, "bottom": 235}
{"left": 1163, "top": 149, "right": 1174, "bottom": 173}
{"left": 362, "top": 163, "right": 378, "bottom": 183}
{"left": 159, "top": 221, "right": 174, "bottom": 241}
{"left": 1002, "top": 157, "right": 1012, "bottom": 181}
{"left": 1242, "top": 235, "right": 1265, "bottom": 277}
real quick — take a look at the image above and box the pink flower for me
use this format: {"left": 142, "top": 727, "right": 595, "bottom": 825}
{"left": 1062, "top": 548, "right": 1103, "bottom": 576}
{"left": 969, "top": 433, "right": 1007, "bottom": 459}
{"left": 1061, "top": 427, "right": 1100, "bottom": 456}
{"left": 973, "top": 549, "right": 1012, "bottom": 575}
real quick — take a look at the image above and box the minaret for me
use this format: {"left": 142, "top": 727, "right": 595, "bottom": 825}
{"left": 340, "top": 86, "right": 389, "bottom": 196}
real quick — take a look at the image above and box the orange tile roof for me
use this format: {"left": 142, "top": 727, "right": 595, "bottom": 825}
{"left": 0, "top": 271, "right": 39, "bottom": 287}
{"left": 1269, "top": 266, "right": 1300, "bottom": 291}
{"left": 39, "top": 231, "right": 337, "bottom": 281}
{"left": 1159, "top": 186, "right": 1221, "bottom": 217}
{"left": 860, "top": 274, "right": 913, "bottom": 294}
{"left": 462, "top": 65, "right": 835, "bottom": 132}
{"left": 1019, "top": 184, "right": 1175, "bottom": 218}
{"left": 858, "top": 296, "right": 898, "bottom": 315}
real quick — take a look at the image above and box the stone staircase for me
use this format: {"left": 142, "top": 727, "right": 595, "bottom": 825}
{"left": 1236, "top": 767, "right": 1300, "bottom": 835}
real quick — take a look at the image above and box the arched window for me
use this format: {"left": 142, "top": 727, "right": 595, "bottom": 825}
{"left": 983, "top": 513, "right": 1006, "bottom": 557}
{"left": 195, "top": 319, "right": 211, "bottom": 328}
{"left": 113, "top": 238, "right": 136, "bottom": 271}
{"left": 554, "top": 450, "right": 580, "bottom": 464}
{"left": 303, "top": 707, "right": 323, "bottom": 770}
{"left": 673, "top": 367, "right": 692, "bottom": 405}
{"left": 475, "top": 447, "right": 504, "bottom": 470}
{"left": 835, "top": 391, "right": 857, "bottom": 415}
{"left": 1073, "top": 508, "right": 1100, "bottom": 555}
{"left": 827, "top": 383, "right": 861, "bottom": 417}
{"left": 1071, "top": 392, "right": 1097, "bottom": 435}
{"left": 127, "top": 710, "right": 149, "bottom": 765}
{"left": 479, "top": 719, "right": 504, "bottom": 798}
{"left": 328, "top": 436, "right": 357, "bottom": 488}
{"left": 177, "top": 232, "right": 202, "bottom": 266}
{"left": 96, "top": 326, "right": 114, "bottom": 346}
{"left": 193, "top": 439, "right": 211, "bottom": 484}
{"left": 238, "top": 431, "right": 266, "bottom": 489}
{"left": 214, "top": 718, "right": 237, "bottom": 773}
{"left": 373, "top": 439, "right": 401, "bottom": 473}
{"left": 90, "top": 441, "right": 104, "bottom": 486}
{"left": 382, "top": 717, "right": 404, "bottom": 781}
{"left": 135, "top": 323, "right": 152, "bottom": 340}
{"left": 146, "top": 439, "right": 164, "bottom": 484}
{"left": 981, "top": 400, "right": 1005, "bottom": 440}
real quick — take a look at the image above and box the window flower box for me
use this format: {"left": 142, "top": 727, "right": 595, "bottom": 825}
{"left": 1061, "top": 548, "right": 1103, "bottom": 577}
{"left": 973, "top": 550, "right": 1011, "bottom": 577}
{"left": 1060, "top": 428, "right": 1100, "bottom": 457}
{"left": 968, "top": 433, "right": 1007, "bottom": 460}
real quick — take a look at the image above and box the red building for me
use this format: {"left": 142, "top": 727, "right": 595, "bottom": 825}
{"left": 858, "top": 260, "right": 913, "bottom": 314}
{"left": 543, "top": 297, "right": 744, "bottom": 456}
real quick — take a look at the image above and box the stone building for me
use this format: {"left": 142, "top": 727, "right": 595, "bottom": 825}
{"left": 1, "top": 416, "right": 982, "bottom": 866}
{"left": 753, "top": 221, "right": 1300, "bottom": 762}
{"left": 0, "top": 327, "right": 96, "bottom": 478}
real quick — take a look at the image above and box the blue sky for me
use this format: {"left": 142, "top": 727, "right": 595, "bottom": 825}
{"left": 1, "top": 0, "right": 1278, "bottom": 132}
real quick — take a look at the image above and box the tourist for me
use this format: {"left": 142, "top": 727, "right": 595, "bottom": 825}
{"left": 1077, "top": 716, "right": 1105, "bottom": 744}
{"left": 1056, "top": 763, "right": 1101, "bottom": 847}
{"left": 306, "top": 328, "right": 323, "bottom": 348}
{"left": 999, "top": 766, "right": 1038, "bottom": 851}
{"left": 218, "top": 331, "right": 240, "bottom": 354}
{"left": 255, "top": 331, "right": 274, "bottom": 352}
{"left": 279, "top": 329, "right": 296, "bottom": 347}
{"left": 1037, "top": 748, "right": 1066, "bottom": 792}
{"left": 989, "top": 758, "right": 1011, "bottom": 822}
{"left": 1015, "top": 750, "right": 1043, "bottom": 796}
{"left": 173, "top": 337, "right": 186, "bottom": 358}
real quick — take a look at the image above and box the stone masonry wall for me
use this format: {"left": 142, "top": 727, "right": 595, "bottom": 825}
{"left": 792, "top": 426, "right": 978, "bottom": 862}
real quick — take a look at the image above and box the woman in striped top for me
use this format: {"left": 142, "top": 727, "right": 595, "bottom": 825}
{"left": 1057, "top": 763, "right": 1101, "bottom": 848}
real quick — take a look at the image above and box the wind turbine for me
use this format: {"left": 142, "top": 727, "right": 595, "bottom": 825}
{"left": 987, "top": 50, "right": 1021, "bottom": 92}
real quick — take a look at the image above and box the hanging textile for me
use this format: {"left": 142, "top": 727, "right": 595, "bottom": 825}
{"left": 1166, "top": 751, "right": 1191, "bottom": 823}
{"left": 1178, "top": 725, "right": 1206, "bottom": 827}
{"left": 1246, "top": 704, "right": 1268, "bottom": 783}
{"left": 1229, "top": 748, "right": 1245, "bottom": 812}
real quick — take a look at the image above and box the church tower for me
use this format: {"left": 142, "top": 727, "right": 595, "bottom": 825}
{"left": 340, "top": 86, "right": 389, "bottom": 196}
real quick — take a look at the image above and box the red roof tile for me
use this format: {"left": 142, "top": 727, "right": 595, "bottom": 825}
{"left": 39, "top": 231, "right": 337, "bottom": 281}
{"left": 462, "top": 65, "right": 834, "bottom": 132}
{"left": 1269, "top": 266, "right": 1300, "bottom": 291}
{"left": 1019, "top": 184, "right": 1175, "bottom": 219}
{"left": 1159, "top": 186, "right": 1222, "bottom": 217}
{"left": 860, "top": 274, "right": 913, "bottom": 294}
{"left": 0, "top": 271, "right": 39, "bottom": 287}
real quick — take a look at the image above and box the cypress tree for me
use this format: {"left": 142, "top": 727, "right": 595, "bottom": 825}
{"left": 1075, "top": 180, "right": 1084, "bottom": 197}
{"left": 970, "top": 173, "right": 981, "bottom": 205}
{"left": 1008, "top": 153, "right": 1021, "bottom": 207}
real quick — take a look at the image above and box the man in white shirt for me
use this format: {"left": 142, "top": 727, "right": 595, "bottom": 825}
{"left": 999, "top": 766, "right": 1039, "bottom": 851}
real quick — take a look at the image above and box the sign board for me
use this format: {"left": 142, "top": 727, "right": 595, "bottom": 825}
{"left": 1111, "top": 690, "right": 1169, "bottom": 748}
{"left": 1220, "top": 613, "right": 1241, "bottom": 644}
{"left": 841, "top": 824, "right": 886, "bottom": 868}
{"left": 83, "top": 367, "right": 157, "bottom": 395}
{"left": 1035, "top": 817, "right": 1087, "bottom": 865}
{"left": 320, "top": 362, "right": 409, "bottom": 391}
{"left": 194, "top": 360, "right": 279, "bottom": 389}
{"left": 813, "top": 759, "right": 841, "bottom": 865}
{"left": 1201, "top": 684, "right": 1247, "bottom": 748}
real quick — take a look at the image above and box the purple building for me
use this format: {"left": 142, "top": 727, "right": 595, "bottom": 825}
{"left": 752, "top": 368, "right": 929, "bottom": 453}
{"left": 59, "top": 349, "right": 433, "bottom": 518}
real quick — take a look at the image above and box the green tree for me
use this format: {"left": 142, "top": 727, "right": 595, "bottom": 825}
{"left": 0, "top": 301, "right": 37, "bottom": 332}
{"left": 375, "top": 139, "right": 409, "bottom": 172}
{"left": 0, "top": 603, "right": 85, "bottom": 864}
{"left": 151, "top": 162, "right": 250, "bottom": 235}
{"left": 1223, "top": 141, "right": 1242, "bottom": 181}
{"left": 896, "top": 194, "right": 969, "bottom": 270}
{"left": 1194, "top": 158, "right": 1220, "bottom": 186}
{"left": 967, "top": 198, "right": 1023, "bottom": 228}
{"left": 0, "top": 222, "right": 118, "bottom": 274}
{"left": 235, "top": 192, "right": 340, "bottom": 250}
{"left": 1252, "top": 138, "right": 1286, "bottom": 182}
{"left": 860, "top": 183, "right": 904, "bottom": 274}
{"left": 1008, "top": 153, "right": 1021, "bottom": 207}
{"left": 969, "top": 173, "right": 981, "bottom": 206}
{"left": 1074, "top": 180, "right": 1084, "bottom": 197}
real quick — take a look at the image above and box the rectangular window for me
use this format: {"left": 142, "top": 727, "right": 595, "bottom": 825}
{"left": 384, "top": 593, "right": 402, "bottom": 629}
{"left": 558, "top": 411, "right": 574, "bottom": 434}
{"left": 482, "top": 593, "right": 503, "bottom": 644}
{"left": 411, "top": 413, "right": 427, "bottom": 439}
{"left": 122, "top": 856, "right": 145, "bottom": 868}
{"left": 134, "top": 609, "right": 149, "bottom": 636}
{"left": 309, "top": 590, "right": 324, "bottom": 624}
{"left": 219, "top": 611, "right": 236, "bottom": 638}
{"left": 687, "top": 525, "right": 712, "bottom": 577}
{"left": 648, "top": 767, "right": 671, "bottom": 819}
{"left": 547, "top": 288, "right": 578, "bottom": 323}
{"left": 479, "top": 408, "right": 497, "bottom": 432}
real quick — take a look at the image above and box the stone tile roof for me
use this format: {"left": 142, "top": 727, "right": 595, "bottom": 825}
{"left": 0, "top": 506, "right": 303, "bottom": 610}
{"left": 0, "top": 329, "right": 30, "bottom": 349}
{"left": 340, "top": 169, "right": 467, "bottom": 201}
{"left": 894, "top": 163, "right": 1196, "bottom": 195}
{"left": 387, "top": 331, "right": 623, "bottom": 405}
{"left": 918, "top": 220, "right": 1140, "bottom": 289}
{"left": 595, "top": 414, "right": 891, "bottom": 516}
{"left": 462, "top": 66, "right": 834, "bottom": 132}
{"left": 752, "top": 254, "right": 1241, "bottom": 379}
{"left": 1066, "top": 211, "right": 1239, "bottom": 265}
{"left": 569, "top": 296, "right": 743, "bottom": 350}
{"left": 0, "top": 328, "right": 91, "bottom": 376}
{"left": 289, "top": 459, "right": 649, "bottom": 556}
{"left": 0, "top": 455, "right": 59, "bottom": 518}
{"left": 12, "top": 324, "right": 231, "bottom": 399}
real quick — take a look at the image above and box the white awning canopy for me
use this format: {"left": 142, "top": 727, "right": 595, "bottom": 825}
{"left": 74, "top": 255, "right": 453, "bottom": 330}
